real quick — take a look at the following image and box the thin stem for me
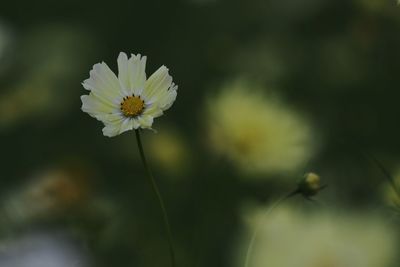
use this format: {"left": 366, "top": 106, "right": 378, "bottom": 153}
{"left": 135, "top": 129, "right": 176, "bottom": 267}
{"left": 369, "top": 155, "right": 400, "bottom": 198}
{"left": 244, "top": 192, "right": 294, "bottom": 267}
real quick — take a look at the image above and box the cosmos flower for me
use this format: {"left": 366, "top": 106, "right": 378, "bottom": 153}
{"left": 240, "top": 204, "right": 397, "bottom": 267}
{"left": 81, "top": 52, "right": 178, "bottom": 137}
{"left": 206, "top": 80, "right": 314, "bottom": 176}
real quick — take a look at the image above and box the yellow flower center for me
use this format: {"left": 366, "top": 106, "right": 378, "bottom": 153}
{"left": 120, "top": 96, "right": 144, "bottom": 117}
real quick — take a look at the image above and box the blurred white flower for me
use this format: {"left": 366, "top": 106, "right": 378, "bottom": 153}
{"left": 206, "top": 80, "right": 314, "bottom": 176}
{"left": 240, "top": 204, "right": 397, "bottom": 267}
{"left": 0, "top": 232, "right": 89, "bottom": 267}
{"left": 81, "top": 52, "right": 178, "bottom": 137}
{"left": 1, "top": 167, "right": 90, "bottom": 225}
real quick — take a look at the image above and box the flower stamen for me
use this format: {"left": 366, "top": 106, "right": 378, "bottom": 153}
{"left": 120, "top": 95, "right": 144, "bottom": 117}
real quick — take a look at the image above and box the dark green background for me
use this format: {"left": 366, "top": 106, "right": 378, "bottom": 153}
{"left": 0, "top": 0, "right": 400, "bottom": 266}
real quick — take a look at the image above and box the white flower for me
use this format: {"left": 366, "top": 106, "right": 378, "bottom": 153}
{"left": 81, "top": 52, "right": 178, "bottom": 137}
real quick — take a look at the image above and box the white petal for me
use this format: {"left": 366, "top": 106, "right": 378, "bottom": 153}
{"left": 132, "top": 118, "right": 140, "bottom": 129}
{"left": 138, "top": 115, "right": 154, "bottom": 129}
{"left": 81, "top": 94, "right": 119, "bottom": 118}
{"left": 118, "top": 52, "right": 147, "bottom": 96}
{"left": 128, "top": 54, "right": 147, "bottom": 96}
{"left": 119, "top": 118, "right": 133, "bottom": 134}
{"left": 101, "top": 114, "right": 125, "bottom": 137}
{"left": 143, "top": 66, "right": 173, "bottom": 102}
{"left": 117, "top": 52, "right": 130, "bottom": 95}
{"left": 100, "top": 113, "right": 124, "bottom": 124}
{"left": 116, "top": 118, "right": 140, "bottom": 130}
{"left": 143, "top": 104, "right": 163, "bottom": 118}
{"left": 157, "top": 83, "right": 177, "bottom": 111}
{"left": 102, "top": 124, "right": 121, "bottom": 137}
{"left": 82, "top": 62, "right": 122, "bottom": 105}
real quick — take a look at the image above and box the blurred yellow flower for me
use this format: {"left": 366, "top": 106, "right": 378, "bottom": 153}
{"left": 146, "top": 127, "right": 191, "bottom": 176}
{"left": 81, "top": 52, "right": 178, "bottom": 137}
{"left": 206, "top": 80, "right": 314, "bottom": 176}
{"left": 0, "top": 26, "right": 93, "bottom": 129}
{"left": 240, "top": 204, "right": 397, "bottom": 267}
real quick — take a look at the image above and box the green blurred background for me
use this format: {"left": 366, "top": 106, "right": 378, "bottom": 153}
{"left": 0, "top": 0, "right": 400, "bottom": 266}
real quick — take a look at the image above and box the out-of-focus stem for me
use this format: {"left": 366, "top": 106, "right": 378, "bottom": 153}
{"left": 135, "top": 129, "right": 176, "bottom": 267}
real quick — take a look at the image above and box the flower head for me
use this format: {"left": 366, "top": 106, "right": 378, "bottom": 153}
{"left": 81, "top": 52, "right": 178, "bottom": 137}
{"left": 296, "top": 172, "right": 324, "bottom": 197}
{"left": 206, "top": 80, "right": 314, "bottom": 176}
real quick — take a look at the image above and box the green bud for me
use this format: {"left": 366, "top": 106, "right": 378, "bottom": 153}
{"left": 297, "top": 172, "right": 322, "bottom": 197}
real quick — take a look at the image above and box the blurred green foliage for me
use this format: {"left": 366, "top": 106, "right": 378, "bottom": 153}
{"left": 0, "top": 0, "right": 400, "bottom": 266}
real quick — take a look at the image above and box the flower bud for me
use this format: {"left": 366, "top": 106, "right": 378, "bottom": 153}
{"left": 297, "top": 172, "right": 322, "bottom": 197}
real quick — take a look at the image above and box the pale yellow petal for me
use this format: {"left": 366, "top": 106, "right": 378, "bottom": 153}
{"left": 143, "top": 104, "right": 163, "bottom": 118}
{"left": 117, "top": 52, "right": 131, "bottom": 95}
{"left": 138, "top": 115, "right": 154, "bottom": 129}
{"left": 81, "top": 94, "right": 119, "bottom": 119}
{"left": 118, "top": 118, "right": 134, "bottom": 134}
{"left": 82, "top": 62, "right": 122, "bottom": 104}
{"left": 118, "top": 52, "right": 147, "bottom": 96}
{"left": 102, "top": 124, "right": 121, "bottom": 137}
{"left": 132, "top": 118, "right": 140, "bottom": 129}
{"left": 156, "top": 83, "right": 177, "bottom": 111}
{"left": 100, "top": 113, "right": 124, "bottom": 123}
{"left": 143, "top": 66, "right": 173, "bottom": 102}
{"left": 128, "top": 54, "right": 147, "bottom": 96}
{"left": 100, "top": 113, "right": 126, "bottom": 137}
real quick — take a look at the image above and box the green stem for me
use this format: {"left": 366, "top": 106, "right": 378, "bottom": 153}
{"left": 244, "top": 192, "right": 294, "bottom": 267}
{"left": 135, "top": 129, "right": 176, "bottom": 267}
{"left": 369, "top": 155, "right": 400, "bottom": 198}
